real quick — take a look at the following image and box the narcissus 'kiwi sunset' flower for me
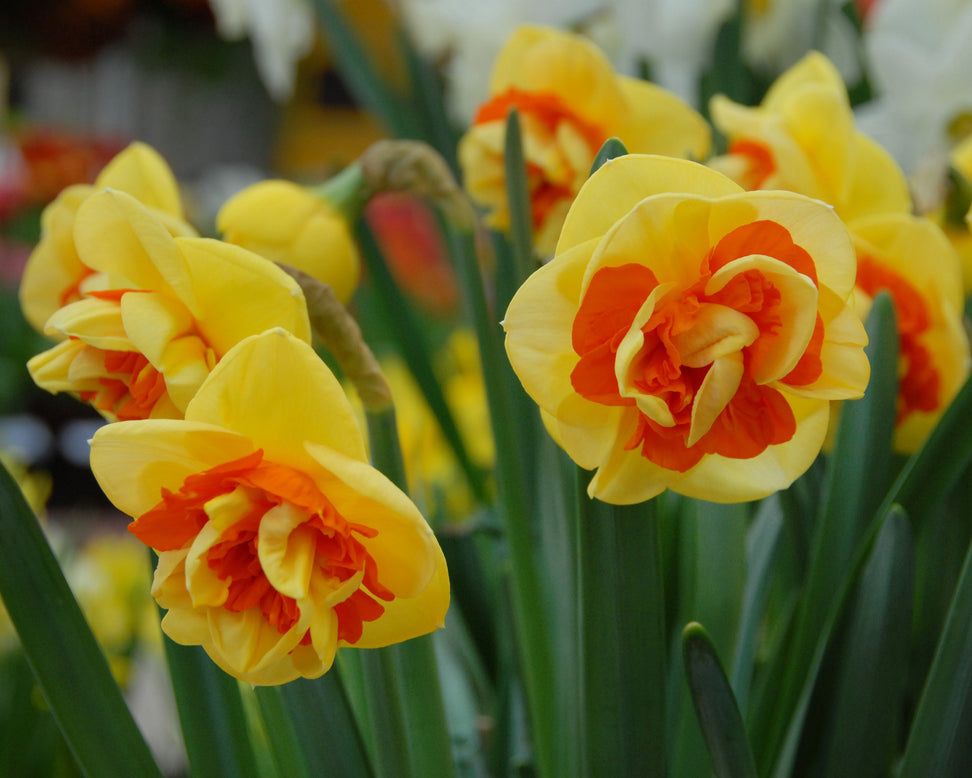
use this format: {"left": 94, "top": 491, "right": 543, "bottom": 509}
{"left": 708, "top": 51, "right": 911, "bottom": 223}
{"left": 217, "top": 171, "right": 362, "bottom": 304}
{"left": 89, "top": 329, "right": 449, "bottom": 685}
{"left": 850, "top": 213, "right": 970, "bottom": 453}
{"left": 27, "top": 188, "right": 311, "bottom": 422}
{"left": 504, "top": 155, "right": 869, "bottom": 504}
{"left": 459, "top": 25, "right": 711, "bottom": 255}
{"left": 19, "top": 141, "right": 195, "bottom": 334}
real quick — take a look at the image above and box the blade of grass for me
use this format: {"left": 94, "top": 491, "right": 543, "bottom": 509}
{"left": 683, "top": 622, "right": 758, "bottom": 778}
{"left": 0, "top": 462, "right": 164, "bottom": 778}
{"left": 815, "top": 507, "right": 913, "bottom": 778}
{"left": 756, "top": 291, "right": 899, "bottom": 772}
{"left": 367, "top": 406, "right": 456, "bottom": 778}
{"left": 162, "top": 638, "right": 261, "bottom": 778}
{"left": 502, "top": 108, "right": 535, "bottom": 295}
{"left": 277, "top": 673, "right": 375, "bottom": 778}
{"left": 897, "top": 526, "right": 972, "bottom": 777}
{"left": 576, "top": 488, "right": 667, "bottom": 776}
{"left": 253, "top": 686, "right": 314, "bottom": 778}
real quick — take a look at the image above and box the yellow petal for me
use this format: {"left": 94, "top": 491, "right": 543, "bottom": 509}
{"left": 44, "top": 297, "right": 130, "bottom": 349}
{"left": 303, "top": 440, "right": 442, "bottom": 600}
{"left": 617, "top": 76, "right": 711, "bottom": 160}
{"left": 688, "top": 352, "right": 745, "bottom": 446}
{"left": 95, "top": 142, "right": 184, "bottom": 217}
{"left": 258, "top": 502, "right": 317, "bottom": 600}
{"left": 89, "top": 420, "right": 255, "bottom": 517}
{"left": 206, "top": 606, "right": 307, "bottom": 679}
{"left": 558, "top": 155, "right": 742, "bottom": 254}
{"left": 185, "top": 329, "right": 367, "bottom": 467}
{"left": 185, "top": 522, "right": 231, "bottom": 607}
{"left": 176, "top": 237, "right": 311, "bottom": 355}
{"left": 354, "top": 541, "right": 450, "bottom": 649}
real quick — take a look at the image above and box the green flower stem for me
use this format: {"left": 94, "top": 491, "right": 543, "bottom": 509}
{"left": 448, "top": 224, "right": 558, "bottom": 778}
{"left": 575, "top": 484, "right": 667, "bottom": 776}
{"left": 253, "top": 686, "right": 313, "bottom": 778}
{"left": 162, "top": 637, "right": 260, "bottom": 778}
{"left": 0, "top": 462, "right": 163, "bottom": 778}
{"left": 503, "top": 108, "right": 536, "bottom": 291}
{"left": 366, "top": 406, "right": 456, "bottom": 778}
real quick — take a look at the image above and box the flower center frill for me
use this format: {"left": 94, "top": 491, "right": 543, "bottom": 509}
{"left": 129, "top": 449, "right": 393, "bottom": 646}
{"left": 571, "top": 220, "right": 823, "bottom": 472}
{"left": 856, "top": 255, "right": 940, "bottom": 422}
{"left": 474, "top": 87, "right": 607, "bottom": 229}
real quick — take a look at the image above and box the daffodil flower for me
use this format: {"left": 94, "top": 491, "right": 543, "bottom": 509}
{"left": 27, "top": 188, "right": 311, "bottom": 422}
{"left": 850, "top": 213, "right": 970, "bottom": 453}
{"left": 217, "top": 178, "right": 361, "bottom": 304}
{"left": 709, "top": 51, "right": 911, "bottom": 223}
{"left": 459, "top": 25, "right": 711, "bottom": 255}
{"left": 504, "top": 154, "right": 869, "bottom": 504}
{"left": 19, "top": 142, "right": 195, "bottom": 334}
{"left": 89, "top": 329, "right": 449, "bottom": 685}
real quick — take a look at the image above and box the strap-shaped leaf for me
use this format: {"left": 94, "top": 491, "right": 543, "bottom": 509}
{"left": 0, "top": 462, "right": 163, "bottom": 778}
{"left": 589, "top": 137, "right": 629, "bottom": 175}
{"left": 683, "top": 622, "right": 758, "bottom": 778}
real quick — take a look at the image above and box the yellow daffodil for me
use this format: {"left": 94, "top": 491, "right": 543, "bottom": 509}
{"left": 89, "top": 329, "right": 449, "bottom": 685}
{"left": 850, "top": 213, "right": 970, "bottom": 453}
{"left": 27, "top": 188, "right": 311, "bottom": 422}
{"left": 709, "top": 51, "right": 912, "bottom": 223}
{"left": 19, "top": 141, "right": 195, "bottom": 334}
{"left": 217, "top": 177, "right": 361, "bottom": 304}
{"left": 458, "top": 25, "right": 711, "bottom": 255}
{"left": 504, "top": 154, "right": 869, "bottom": 504}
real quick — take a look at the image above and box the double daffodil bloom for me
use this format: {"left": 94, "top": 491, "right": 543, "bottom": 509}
{"left": 218, "top": 179, "right": 361, "bottom": 304}
{"left": 709, "top": 51, "right": 911, "bottom": 222}
{"left": 19, "top": 142, "right": 195, "bottom": 334}
{"left": 27, "top": 188, "right": 311, "bottom": 422}
{"left": 504, "top": 155, "right": 869, "bottom": 504}
{"left": 459, "top": 25, "right": 711, "bottom": 255}
{"left": 89, "top": 329, "right": 449, "bottom": 685}
{"left": 850, "top": 213, "right": 971, "bottom": 453}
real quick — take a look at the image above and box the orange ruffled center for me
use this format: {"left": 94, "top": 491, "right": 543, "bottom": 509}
{"left": 856, "top": 255, "right": 940, "bottom": 421}
{"left": 475, "top": 87, "right": 608, "bottom": 229}
{"left": 728, "top": 139, "right": 777, "bottom": 190}
{"left": 130, "top": 450, "right": 393, "bottom": 645}
{"left": 76, "top": 289, "right": 169, "bottom": 421}
{"left": 571, "top": 220, "right": 823, "bottom": 473}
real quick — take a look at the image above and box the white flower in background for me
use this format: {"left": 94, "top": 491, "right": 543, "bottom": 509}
{"left": 856, "top": 0, "right": 972, "bottom": 179}
{"left": 208, "top": 0, "right": 316, "bottom": 101}
{"left": 742, "top": 0, "right": 861, "bottom": 85}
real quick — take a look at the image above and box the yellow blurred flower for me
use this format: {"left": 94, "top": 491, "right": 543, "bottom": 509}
{"left": 89, "top": 329, "right": 449, "bottom": 685}
{"left": 67, "top": 532, "right": 160, "bottom": 686}
{"left": 709, "top": 51, "right": 912, "bottom": 223}
{"left": 459, "top": 25, "right": 711, "bottom": 255}
{"left": 850, "top": 213, "right": 971, "bottom": 453}
{"left": 27, "top": 189, "right": 311, "bottom": 422}
{"left": 19, "top": 142, "right": 195, "bottom": 334}
{"left": 217, "top": 176, "right": 362, "bottom": 304}
{"left": 504, "top": 154, "right": 869, "bottom": 504}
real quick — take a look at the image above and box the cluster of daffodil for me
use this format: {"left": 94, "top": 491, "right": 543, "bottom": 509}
{"left": 3, "top": 10, "right": 972, "bottom": 778}
{"left": 18, "top": 142, "right": 448, "bottom": 685}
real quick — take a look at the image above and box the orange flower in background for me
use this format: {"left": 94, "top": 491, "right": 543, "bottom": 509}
{"left": 26, "top": 188, "right": 311, "bottom": 422}
{"left": 504, "top": 155, "right": 869, "bottom": 504}
{"left": 708, "top": 51, "right": 911, "bottom": 223}
{"left": 19, "top": 141, "right": 195, "bottom": 334}
{"left": 850, "top": 213, "right": 970, "bottom": 453}
{"left": 459, "top": 25, "right": 711, "bottom": 255}
{"left": 89, "top": 329, "right": 449, "bottom": 685}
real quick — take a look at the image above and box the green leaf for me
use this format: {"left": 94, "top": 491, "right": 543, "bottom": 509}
{"left": 162, "top": 638, "right": 260, "bottom": 778}
{"left": 756, "top": 291, "right": 899, "bottom": 773}
{"left": 682, "top": 622, "right": 758, "bottom": 778}
{"left": 815, "top": 506, "right": 914, "bottom": 778}
{"left": 0, "top": 461, "right": 164, "bottom": 778}
{"left": 898, "top": 526, "right": 972, "bottom": 777}
{"left": 253, "top": 686, "right": 314, "bottom": 778}
{"left": 276, "top": 673, "right": 374, "bottom": 778}
{"left": 447, "top": 224, "right": 558, "bottom": 777}
{"left": 589, "top": 137, "right": 629, "bottom": 175}
{"left": 576, "top": 490, "right": 667, "bottom": 776}
{"left": 503, "top": 108, "right": 536, "bottom": 293}
{"left": 356, "top": 223, "right": 489, "bottom": 505}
